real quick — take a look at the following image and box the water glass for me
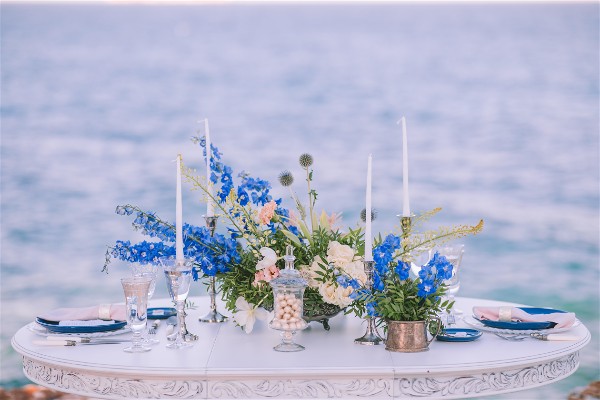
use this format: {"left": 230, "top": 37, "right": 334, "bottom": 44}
{"left": 131, "top": 263, "right": 160, "bottom": 345}
{"left": 436, "top": 244, "right": 465, "bottom": 321}
{"left": 131, "top": 263, "right": 159, "bottom": 300}
{"left": 121, "top": 276, "right": 153, "bottom": 353}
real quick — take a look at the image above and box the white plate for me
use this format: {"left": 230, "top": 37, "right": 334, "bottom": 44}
{"left": 462, "top": 316, "right": 580, "bottom": 335}
{"left": 28, "top": 322, "right": 130, "bottom": 338}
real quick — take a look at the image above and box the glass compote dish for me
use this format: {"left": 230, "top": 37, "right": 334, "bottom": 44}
{"left": 435, "top": 244, "right": 465, "bottom": 323}
{"left": 121, "top": 276, "right": 153, "bottom": 353}
{"left": 131, "top": 263, "right": 160, "bottom": 345}
{"left": 269, "top": 246, "right": 308, "bottom": 352}
{"left": 161, "top": 258, "right": 194, "bottom": 349}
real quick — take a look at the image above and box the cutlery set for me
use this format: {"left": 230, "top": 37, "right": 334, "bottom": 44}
{"left": 34, "top": 318, "right": 179, "bottom": 346}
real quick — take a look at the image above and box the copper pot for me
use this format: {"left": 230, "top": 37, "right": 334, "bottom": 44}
{"left": 385, "top": 318, "right": 442, "bottom": 352}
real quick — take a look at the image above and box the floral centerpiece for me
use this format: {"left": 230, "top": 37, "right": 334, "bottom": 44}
{"left": 183, "top": 146, "right": 368, "bottom": 332}
{"left": 103, "top": 134, "right": 484, "bottom": 336}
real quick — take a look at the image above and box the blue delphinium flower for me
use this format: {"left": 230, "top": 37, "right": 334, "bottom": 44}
{"left": 395, "top": 261, "right": 411, "bottom": 281}
{"left": 366, "top": 301, "right": 378, "bottom": 317}
{"left": 417, "top": 278, "right": 436, "bottom": 298}
{"left": 373, "top": 234, "right": 402, "bottom": 292}
{"left": 337, "top": 274, "right": 361, "bottom": 290}
{"left": 110, "top": 207, "right": 241, "bottom": 280}
{"left": 115, "top": 205, "right": 135, "bottom": 216}
{"left": 414, "top": 251, "right": 454, "bottom": 298}
{"left": 110, "top": 240, "right": 175, "bottom": 264}
{"left": 218, "top": 165, "right": 234, "bottom": 203}
{"left": 372, "top": 272, "right": 385, "bottom": 292}
{"left": 237, "top": 186, "right": 250, "bottom": 207}
{"left": 427, "top": 252, "right": 454, "bottom": 281}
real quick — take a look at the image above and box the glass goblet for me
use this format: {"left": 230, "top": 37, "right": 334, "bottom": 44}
{"left": 162, "top": 258, "right": 193, "bottom": 349}
{"left": 437, "top": 244, "right": 465, "bottom": 321}
{"left": 408, "top": 234, "right": 435, "bottom": 279}
{"left": 131, "top": 263, "right": 160, "bottom": 345}
{"left": 121, "top": 276, "right": 153, "bottom": 353}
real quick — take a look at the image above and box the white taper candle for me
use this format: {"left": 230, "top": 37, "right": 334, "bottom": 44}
{"left": 205, "top": 119, "right": 215, "bottom": 217}
{"left": 365, "top": 154, "right": 373, "bottom": 262}
{"left": 176, "top": 154, "right": 184, "bottom": 261}
{"left": 401, "top": 117, "right": 411, "bottom": 217}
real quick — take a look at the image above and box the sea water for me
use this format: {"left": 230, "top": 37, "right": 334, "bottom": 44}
{"left": 1, "top": 3, "right": 598, "bottom": 398}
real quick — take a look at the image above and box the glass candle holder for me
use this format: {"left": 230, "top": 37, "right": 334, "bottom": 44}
{"left": 269, "top": 245, "right": 308, "bottom": 352}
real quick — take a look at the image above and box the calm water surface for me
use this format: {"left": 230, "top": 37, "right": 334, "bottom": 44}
{"left": 1, "top": 3, "right": 598, "bottom": 398}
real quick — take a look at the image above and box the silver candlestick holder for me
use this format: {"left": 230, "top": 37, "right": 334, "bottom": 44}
{"left": 399, "top": 214, "right": 413, "bottom": 241}
{"left": 354, "top": 260, "right": 384, "bottom": 345}
{"left": 398, "top": 214, "right": 414, "bottom": 260}
{"left": 199, "top": 215, "right": 228, "bottom": 323}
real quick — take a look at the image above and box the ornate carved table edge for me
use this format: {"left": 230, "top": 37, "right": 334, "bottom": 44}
{"left": 206, "top": 374, "right": 395, "bottom": 399}
{"left": 22, "top": 356, "right": 208, "bottom": 400}
{"left": 20, "top": 352, "right": 582, "bottom": 399}
{"left": 393, "top": 352, "right": 581, "bottom": 399}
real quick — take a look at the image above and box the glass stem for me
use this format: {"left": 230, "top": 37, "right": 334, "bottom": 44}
{"left": 281, "top": 330, "right": 294, "bottom": 345}
{"left": 132, "top": 329, "right": 142, "bottom": 348}
{"left": 177, "top": 300, "right": 186, "bottom": 343}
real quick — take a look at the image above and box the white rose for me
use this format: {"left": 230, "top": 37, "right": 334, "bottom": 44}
{"left": 300, "top": 256, "right": 326, "bottom": 288}
{"left": 326, "top": 241, "right": 355, "bottom": 267}
{"left": 256, "top": 247, "right": 278, "bottom": 270}
{"left": 318, "top": 282, "right": 354, "bottom": 307}
{"left": 318, "top": 283, "right": 339, "bottom": 305}
{"left": 341, "top": 260, "right": 368, "bottom": 286}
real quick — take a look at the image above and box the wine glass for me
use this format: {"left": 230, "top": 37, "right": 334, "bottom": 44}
{"left": 408, "top": 233, "right": 435, "bottom": 279}
{"left": 131, "top": 263, "right": 160, "bottom": 345}
{"left": 121, "top": 276, "right": 153, "bottom": 353}
{"left": 161, "top": 258, "right": 193, "bottom": 349}
{"left": 436, "top": 244, "right": 465, "bottom": 323}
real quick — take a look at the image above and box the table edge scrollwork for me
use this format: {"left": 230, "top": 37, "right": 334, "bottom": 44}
{"left": 394, "top": 352, "right": 580, "bottom": 399}
{"left": 22, "top": 356, "right": 206, "bottom": 399}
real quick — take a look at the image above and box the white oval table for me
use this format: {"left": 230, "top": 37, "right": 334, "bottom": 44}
{"left": 12, "top": 297, "right": 590, "bottom": 399}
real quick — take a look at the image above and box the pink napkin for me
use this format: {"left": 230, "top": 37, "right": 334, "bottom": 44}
{"left": 38, "top": 304, "right": 126, "bottom": 322}
{"left": 473, "top": 306, "right": 576, "bottom": 329}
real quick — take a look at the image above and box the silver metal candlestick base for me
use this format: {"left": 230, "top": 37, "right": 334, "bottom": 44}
{"left": 355, "top": 260, "right": 384, "bottom": 345}
{"left": 199, "top": 275, "right": 228, "bottom": 323}
{"left": 354, "top": 319, "right": 384, "bottom": 345}
{"left": 199, "top": 215, "right": 228, "bottom": 324}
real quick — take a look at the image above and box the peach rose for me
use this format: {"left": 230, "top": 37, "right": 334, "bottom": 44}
{"left": 259, "top": 200, "right": 277, "bottom": 225}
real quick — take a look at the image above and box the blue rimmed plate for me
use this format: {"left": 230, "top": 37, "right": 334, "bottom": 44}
{"left": 35, "top": 318, "right": 127, "bottom": 334}
{"left": 437, "top": 328, "right": 482, "bottom": 342}
{"left": 148, "top": 307, "right": 176, "bottom": 319}
{"left": 475, "top": 307, "right": 565, "bottom": 330}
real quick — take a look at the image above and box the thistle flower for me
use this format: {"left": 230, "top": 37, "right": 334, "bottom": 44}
{"left": 360, "top": 208, "right": 377, "bottom": 222}
{"left": 278, "top": 170, "right": 294, "bottom": 187}
{"left": 299, "top": 153, "right": 313, "bottom": 168}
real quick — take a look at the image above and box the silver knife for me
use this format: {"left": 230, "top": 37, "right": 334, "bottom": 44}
{"left": 34, "top": 339, "right": 126, "bottom": 346}
{"left": 46, "top": 335, "right": 131, "bottom": 344}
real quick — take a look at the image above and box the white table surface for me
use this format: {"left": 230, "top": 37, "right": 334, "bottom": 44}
{"left": 12, "top": 296, "right": 591, "bottom": 399}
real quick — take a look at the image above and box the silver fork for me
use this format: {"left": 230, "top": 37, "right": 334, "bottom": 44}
{"left": 148, "top": 319, "right": 161, "bottom": 335}
{"left": 494, "top": 332, "right": 527, "bottom": 341}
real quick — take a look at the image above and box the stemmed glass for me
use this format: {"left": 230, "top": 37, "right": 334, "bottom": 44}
{"left": 131, "top": 263, "right": 160, "bottom": 345}
{"left": 121, "top": 276, "right": 153, "bottom": 353}
{"left": 436, "top": 244, "right": 465, "bottom": 323}
{"left": 161, "top": 258, "right": 193, "bottom": 349}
